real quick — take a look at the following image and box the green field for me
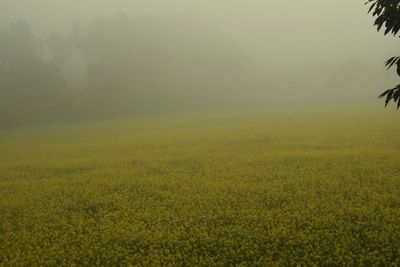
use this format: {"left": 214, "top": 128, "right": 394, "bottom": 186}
{"left": 1, "top": 106, "right": 400, "bottom": 266}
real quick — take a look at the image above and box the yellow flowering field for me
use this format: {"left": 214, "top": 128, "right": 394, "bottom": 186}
{"left": 1, "top": 106, "right": 400, "bottom": 266}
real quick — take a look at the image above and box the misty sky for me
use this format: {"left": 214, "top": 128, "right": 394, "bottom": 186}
{"left": 1, "top": 0, "right": 398, "bottom": 70}
{"left": 1, "top": 0, "right": 400, "bottom": 127}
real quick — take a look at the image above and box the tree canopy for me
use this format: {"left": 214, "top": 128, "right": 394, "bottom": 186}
{"left": 367, "top": 0, "right": 400, "bottom": 108}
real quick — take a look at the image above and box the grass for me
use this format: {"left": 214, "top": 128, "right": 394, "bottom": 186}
{"left": 1, "top": 105, "right": 400, "bottom": 266}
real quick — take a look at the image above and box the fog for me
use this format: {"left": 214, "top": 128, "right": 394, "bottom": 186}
{"left": 0, "top": 0, "right": 398, "bottom": 126}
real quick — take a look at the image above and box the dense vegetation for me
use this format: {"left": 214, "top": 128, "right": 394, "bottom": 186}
{"left": 1, "top": 107, "right": 399, "bottom": 266}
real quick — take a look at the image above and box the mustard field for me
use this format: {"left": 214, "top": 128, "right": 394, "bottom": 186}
{"left": 1, "top": 106, "right": 400, "bottom": 266}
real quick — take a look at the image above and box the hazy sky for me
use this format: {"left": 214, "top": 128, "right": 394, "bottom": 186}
{"left": 1, "top": 0, "right": 399, "bottom": 124}
{"left": 1, "top": 0, "right": 398, "bottom": 70}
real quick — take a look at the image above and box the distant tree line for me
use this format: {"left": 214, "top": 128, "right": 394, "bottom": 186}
{"left": 0, "top": 12, "right": 394, "bottom": 126}
{"left": 0, "top": 15, "right": 253, "bottom": 126}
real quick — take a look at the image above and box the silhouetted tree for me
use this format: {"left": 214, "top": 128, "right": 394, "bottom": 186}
{"left": 367, "top": 0, "right": 400, "bottom": 108}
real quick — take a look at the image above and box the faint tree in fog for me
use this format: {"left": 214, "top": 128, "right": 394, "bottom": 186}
{"left": 46, "top": 33, "right": 73, "bottom": 66}
{"left": 75, "top": 14, "right": 250, "bottom": 114}
{"left": 367, "top": 0, "right": 400, "bottom": 108}
{"left": 0, "top": 21, "right": 68, "bottom": 123}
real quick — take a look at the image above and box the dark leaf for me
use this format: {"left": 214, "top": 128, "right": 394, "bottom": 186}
{"left": 385, "top": 89, "right": 394, "bottom": 106}
{"left": 385, "top": 25, "right": 393, "bottom": 35}
{"left": 385, "top": 57, "right": 400, "bottom": 70}
{"left": 393, "top": 90, "right": 400, "bottom": 101}
{"left": 368, "top": 2, "right": 377, "bottom": 13}
{"left": 379, "top": 89, "right": 391, "bottom": 98}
